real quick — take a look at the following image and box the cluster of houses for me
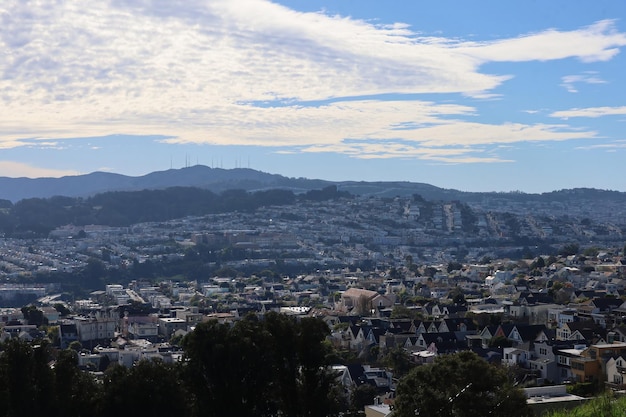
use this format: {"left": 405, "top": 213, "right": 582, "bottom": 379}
{"left": 2, "top": 252, "right": 626, "bottom": 409}
{"left": 331, "top": 285, "right": 626, "bottom": 393}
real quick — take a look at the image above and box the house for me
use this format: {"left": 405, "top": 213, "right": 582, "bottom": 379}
{"left": 40, "top": 306, "right": 60, "bottom": 324}
{"left": 73, "top": 312, "right": 117, "bottom": 346}
{"left": 605, "top": 355, "right": 626, "bottom": 390}
{"left": 364, "top": 403, "right": 393, "bottom": 417}
{"left": 158, "top": 317, "right": 187, "bottom": 338}
{"left": 59, "top": 322, "right": 78, "bottom": 348}
{"left": 570, "top": 342, "right": 626, "bottom": 384}
{"left": 342, "top": 364, "right": 393, "bottom": 393}
{"left": 528, "top": 340, "right": 560, "bottom": 383}
{"left": 556, "top": 320, "right": 605, "bottom": 343}
{"left": 415, "top": 332, "right": 463, "bottom": 353}
{"left": 340, "top": 288, "right": 396, "bottom": 314}
{"left": 556, "top": 345, "right": 587, "bottom": 383}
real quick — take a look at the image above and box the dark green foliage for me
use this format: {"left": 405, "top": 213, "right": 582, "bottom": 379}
{"left": 21, "top": 305, "right": 47, "bottom": 326}
{"left": 182, "top": 312, "right": 341, "bottom": 417}
{"left": 0, "top": 187, "right": 304, "bottom": 236}
{"left": 559, "top": 243, "right": 580, "bottom": 257}
{"left": 1, "top": 327, "right": 340, "bottom": 417}
{"left": 54, "top": 349, "right": 100, "bottom": 417}
{"left": 100, "top": 361, "right": 190, "bottom": 417}
{"left": 394, "top": 351, "right": 532, "bottom": 417}
{"left": 382, "top": 347, "right": 414, "bottom": 379}
{"left": 488, "top": 335, "right": 513, "bottom": 348}
{"left": 0, "top": 339, "right": 56, "bottom": 416}
{"left": 302, "top": 185, "right": 351, "bottom": 201}
{"left": 351, "top": 383, "right": 378, "bottom": 410}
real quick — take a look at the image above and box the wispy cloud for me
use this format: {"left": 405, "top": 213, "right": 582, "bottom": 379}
{"left": 550, "top": 106, "right": 626, "bottom": 119}
{"left": 0, "top": 161, "right": 80, "bottom": 178}
{"left": 0, "top": 1, "right": 624, "bottom": 161}
{"left": 575, "top": 140, "right": 626, "bottom": 151}
{"left": 560, "top": 72, "right": 607, "bottom": 93}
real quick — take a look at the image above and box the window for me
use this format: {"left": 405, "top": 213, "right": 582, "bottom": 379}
{"left": 539, "top": 348, "right": 547, "bottom": 355}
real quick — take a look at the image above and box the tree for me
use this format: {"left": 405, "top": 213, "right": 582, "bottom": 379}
{"left": 0, "top": 339, "right": 56, "bottom": 416}
{"left": 351, "top": 383, "right": 378, "bottom": 411}
{"left": 182, "top": 313, "right": 340, "bottom": 417}
{"left": 383, "top": 347, "right": 414, "bottom": 379}
{"left": 488, "top": 335, "right": 513, "bottom": 348}
{"left": 21, "top": 305, "right": 47, "bottom": 326}
{"left": 394, "top": 351, "right": 532, "bottom": 417}
{"left": 531, "top": 256, "right": 545, "bottom": 270}
{"left": 559, "top": 243, "right": 579, "bottom": 257}
{"left": 447, "top": 261, "right": 463, "bottom": 273}
{"left": 101, "top": 360, "right": 190, "bottom": 417}
{"left": 54, "top": 348, "right": 100, "bottom": 416}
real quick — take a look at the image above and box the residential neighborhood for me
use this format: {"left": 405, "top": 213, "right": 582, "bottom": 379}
{"left": 1, "top": 192, "right": 626, "bottom": 415}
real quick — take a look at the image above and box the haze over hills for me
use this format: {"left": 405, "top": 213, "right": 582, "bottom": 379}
{"left": 0, "top": 165, "right": 625, "bottom": 205}
{"left": 0, "top": 165, "right": 454, "bottom": 202}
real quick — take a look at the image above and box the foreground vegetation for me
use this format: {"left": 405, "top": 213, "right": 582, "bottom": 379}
{"left": 545, "top": 394, "right": 626, "bottom": 417}
{"left": 0, "top": 312, "right": 536, "bottom": 417}
{"left": 0, "top": 312, "right": 340, "bottom": 417}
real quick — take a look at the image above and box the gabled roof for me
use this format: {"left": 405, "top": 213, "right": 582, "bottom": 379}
{"left": 338, "top": 316, "right": 361, "bottom": 325}
{"left": 514, "top": 324, "right": 548, "bottom": 342}
{"left": 367, "top": 327, "right": 386, "bottom": 344}
{"left": 590, "top": 297, "right": 623, "bottom": 311}
{"left": 343, "top": 287, "right": 379, "bottom": 300}
{"left": 444, "top": 318, "right": 477, "bottom": 332}
{"left": 390, "top": 320, "right": 413, "bottom": 332}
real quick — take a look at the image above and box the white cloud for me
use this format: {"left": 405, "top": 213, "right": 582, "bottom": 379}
{"left": 456, "top": 20, "right": 626, "bottom": 63}
{"left": 0, "top": 161, "right": 80, "bottom": 178}
{"left": 550, "top": 106, "right": 626, "bottom": 119}
{"left": 575, "top": 140, "right": 626, "bottom": 150}
{"left": 0, "top": 1, "right": 623, "bottom": 160}
{"left": 560, "top": 72, "right": 607, "bottom": 93}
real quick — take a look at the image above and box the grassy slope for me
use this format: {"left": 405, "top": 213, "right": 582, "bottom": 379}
{"left": 545, "top": 395, "right": 626, "bottom": 417}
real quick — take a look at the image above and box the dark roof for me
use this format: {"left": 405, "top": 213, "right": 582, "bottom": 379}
{"left": 444, "top": 318, "right": 477, "bottom": 331}
{"left": 338, "top": 316, "right": 361, "bottom": 325}
{"left": 514, "top": 324, "right": 548, "bottom": 342}
{"left": 591, "top": 297, "right": 623, "bottom": 311}
{"left": 390, "top": 320, "right": 413, "bottom": 332}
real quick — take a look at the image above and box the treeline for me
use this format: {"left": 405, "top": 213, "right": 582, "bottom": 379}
{"left": 0, "top": 185, "right": 350, "bottom": 237}
{"left": 0, "top": 312, "right": 344, "bottom": 417}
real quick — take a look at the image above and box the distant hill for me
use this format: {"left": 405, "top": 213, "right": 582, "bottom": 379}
{"left": 0, "top": 166, "right": 323, "bottom": 202}
{"left": 0, "top": 165, "right": 625, "bottom": 205}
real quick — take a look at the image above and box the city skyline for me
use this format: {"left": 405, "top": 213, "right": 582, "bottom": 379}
{"left": 1, "top": 0, "right": 626, "bottom": 193}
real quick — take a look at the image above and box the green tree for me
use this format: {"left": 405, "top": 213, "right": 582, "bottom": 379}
{"left": 351, "top": 383, "right": 378, "bottom": 411}
{"left": 383, "top": 347, "right": 414, "bottom": 379}
{"left": 394, "top": 351, "right": 532, "bottom": 417}
{"left": 21, "top": 305, "right": 47, "bottom": 326}
{"left": 100, "top": 360, "right": 190, "bottom": 417}
{"left": 559, "top": 243, "right": 579, "bottom": 257}
{"left": 0, "top": 339, "right": 56, "bottom": 416}
{"left": 54, "top": 349, "right": 100, "bottom": 417}
{"left": 447, "top": 261, "right": 463, "bottom": 273}
{"left": 182, "top": 312, "right": 340, "bottom": 417}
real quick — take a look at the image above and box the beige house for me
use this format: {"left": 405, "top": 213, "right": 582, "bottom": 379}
{"left": 340, "top": 288, "right": 396, "bottom": 314}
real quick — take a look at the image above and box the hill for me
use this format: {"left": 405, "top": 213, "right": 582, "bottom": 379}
{"left": 1, "top": 165, "right": 625, "bottom": 208}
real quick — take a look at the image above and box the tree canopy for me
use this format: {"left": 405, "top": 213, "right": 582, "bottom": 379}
{"left": 394, "top": 351, "right": 532, "bottom": 417}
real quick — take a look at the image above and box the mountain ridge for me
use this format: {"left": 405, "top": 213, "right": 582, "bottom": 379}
{"left": 0, "top": 165, "right": 624, "bottom": 204}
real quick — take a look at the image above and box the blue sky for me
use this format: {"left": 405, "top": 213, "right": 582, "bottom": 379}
{"left": 1, "top": 0, "right": 625, "bottom": 193}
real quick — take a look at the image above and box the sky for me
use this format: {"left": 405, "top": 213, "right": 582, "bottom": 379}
{"left": 1, "top": 0, "right": 626, "bottom": 193}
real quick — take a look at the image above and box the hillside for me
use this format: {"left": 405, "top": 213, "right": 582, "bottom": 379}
{"left": 1, "top": 165, "right": 625, "bottom": 208}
